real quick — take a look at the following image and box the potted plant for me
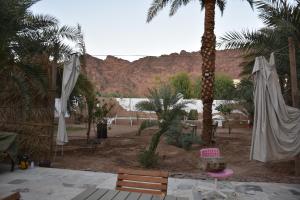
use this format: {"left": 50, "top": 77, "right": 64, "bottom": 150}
{"left": 93, "top": 98, "right": 115, "bottom": 139}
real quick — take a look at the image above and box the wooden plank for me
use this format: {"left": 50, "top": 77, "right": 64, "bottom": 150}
{"left": 117, "top": 181, "right": 167, "bottom": 190}
{"left": 118, "top": 174, "right": 168, "bottom": 184}
{"left": 151, "top": 195, "right": 165, "bottom": 200}
{"left": 125, "top": 192, "right": 141, "bottom": 200}
{"left": 71, "top": 187, "right": 98, "bottom": 200}
{"left": 138, "top": 194, "right": 153, "bottom": 200}
{"left": 176, "top": 197, "right": 188, "bottom": 200}
{"left": 99, "top": 190, "right": 119, "bottom": 200}
{"left": 116, "top": 187, "right": 163, "bottom": 196}
{"left": 118, "top": 168, "right": 168, "bottom": 178}
{"left": 86, "top": 189, "right": 108, "bottom": 200}
{"left": 111, "top": 191, "right": 130, "bottom": 200}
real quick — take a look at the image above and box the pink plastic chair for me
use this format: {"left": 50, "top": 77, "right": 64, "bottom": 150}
{"left": 199, "top": 148, "right": 233, "bottom": 198}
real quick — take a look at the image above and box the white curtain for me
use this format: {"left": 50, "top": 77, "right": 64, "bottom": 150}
{"left": 250, "top": 53, "right": 300, "bottom": 162}
{"left": 56, "top": 55, "right": 81, "bottom": 145}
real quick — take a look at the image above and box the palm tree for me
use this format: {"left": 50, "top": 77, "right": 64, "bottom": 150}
{"left": 136, "top": 84, "right": 188, "bottom": 167}
{"left": 0, "top": 0, "right": 84, "bottom": 109}
{"left": 219, "top": 0, "right": 300, "bottom": 103}
{"left": 147, "top": 0, "right": 253, "bottom": 144}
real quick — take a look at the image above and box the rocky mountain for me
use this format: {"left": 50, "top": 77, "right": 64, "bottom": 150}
{"left": 84, "top": 49, "right": 244, "bottom": 96}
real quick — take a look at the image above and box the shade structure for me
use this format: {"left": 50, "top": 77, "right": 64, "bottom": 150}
{"left": 250, "top": 53, "right": 300, "bottom": 162}
{"left": 56, "top": 55, "right": 80, "bottom": 145}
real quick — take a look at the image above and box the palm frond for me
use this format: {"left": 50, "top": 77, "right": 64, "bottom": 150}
{"left": 216, "top": 0, "right": 226, "bottom": 15}
{"left": 23, "top": 14, "right": 58, "bottom": 30}
{"left": 147, "top": 0, "right": 171, "bottom": 22}
{"left": 136, "top": 101, "right": 156, "bottom": 112}
{"left": 170, "top": 0, "right": 193, "bottom": 16}
{"left": 245, "top": 0, "right": 254, "bottom": 9}
{"left": 58, "top": 25, "right": 82, "bottom": 41}
{"left": 218, "top": 30, "right": 257, "bottom": 50}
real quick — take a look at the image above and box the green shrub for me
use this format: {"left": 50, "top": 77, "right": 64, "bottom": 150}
{"left": 165, "top": 131, "right": 202, "bottom": 150}
{"left": 188, "top": 109, "right": 198, "bottom": 120}
{"left": 138, "top": 150, "right": 159, "bottom": 168}
{"left": 180, "top": 133, "right": 193, "bottom": 150}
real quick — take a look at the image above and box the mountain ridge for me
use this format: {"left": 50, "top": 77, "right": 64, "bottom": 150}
{"left": 84, "top": 49, "right": 244, "bottom": 96}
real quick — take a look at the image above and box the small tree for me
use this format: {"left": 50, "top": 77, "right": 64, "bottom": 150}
{"left": 170, "top": 72, "right": 193, "bottom": 99}
{"left": 215, "top": 103, "right": 233, "bottom": 134}
{"left": 136, "top": 84, "right": 188, "bottom": 167}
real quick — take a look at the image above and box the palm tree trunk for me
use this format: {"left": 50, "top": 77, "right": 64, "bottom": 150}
{"left": 86, "top": 97, "right": 94, "bottom": 142}
{"left": 148, "top": 130, "right": 163, "bottom": 154}
{"left": 201, "top": 0, "right": 216, "bottom": 144}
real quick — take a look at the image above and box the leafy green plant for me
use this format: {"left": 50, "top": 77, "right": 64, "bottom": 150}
{"left": 93, "top": 98, "right": 116, "bottom": 124}
{"left": 136, "top": 84, "right": 189, "bottom": 167}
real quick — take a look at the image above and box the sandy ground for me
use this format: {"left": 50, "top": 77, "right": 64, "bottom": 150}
{"left": 52, "top": 124, "right": 300, "bottom": 184}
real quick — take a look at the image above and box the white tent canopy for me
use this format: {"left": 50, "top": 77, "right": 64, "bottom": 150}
{"left": 250, "top": 53, "right": 300, "bottom": 162}
{"left": 56, "top": 55, "right": 81, "bottom": 145}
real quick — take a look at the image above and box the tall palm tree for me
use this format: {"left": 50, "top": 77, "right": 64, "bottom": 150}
{"left": 147, "top": 0, "right": 253, "bottom": 144}
{"left": 219, "top": 0, "right": 300, "bottom": 103}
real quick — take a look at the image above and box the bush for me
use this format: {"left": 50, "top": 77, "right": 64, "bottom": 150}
{"left": 138, "top": 150, "right": 159, "bottom": 168}
{"left": 188, "top": 109, "right": 198, "bottom": 120}
{"left": 165, "top": 131, "right": 201, "bottom": 150}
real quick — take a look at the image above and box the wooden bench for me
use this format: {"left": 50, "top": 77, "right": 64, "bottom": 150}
{"left": 0, "top": 192, "right": 20, "bottom": 200}
{"left": 116, "top": 168, "right": 168, "bottom": 196}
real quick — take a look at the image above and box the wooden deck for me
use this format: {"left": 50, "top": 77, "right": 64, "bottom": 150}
{"left": 71, "top": 188, "right": 188, "bottom": 200}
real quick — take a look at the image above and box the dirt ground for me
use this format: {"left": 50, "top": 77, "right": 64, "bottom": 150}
{"left": 52, "top": 124, "right": 300, "bottom": 184}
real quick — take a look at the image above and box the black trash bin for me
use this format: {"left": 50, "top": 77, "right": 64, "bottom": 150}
{"left": 96, "top": 122, "right": 107, "bottom": 139}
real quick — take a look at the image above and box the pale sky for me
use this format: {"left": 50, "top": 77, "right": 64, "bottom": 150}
{"left": 31, "top": 0, "right": 264, "bottom": 61}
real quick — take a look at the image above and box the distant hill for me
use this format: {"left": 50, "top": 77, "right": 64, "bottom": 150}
{"left": 84, "top": 49, "right": 243, "bottom": 97}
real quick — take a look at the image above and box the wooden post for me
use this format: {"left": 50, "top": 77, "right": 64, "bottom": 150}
{"left": 296, "top": 155, "right": 300, "bottom": 176}
{"left": 48, "top": 62, "right": 57, "bottom": 162}
{"left": 288, "top": 37, "right": 300, "bottom": 176}
{"left": 288, "top": 37, "right": 299, "bottom": 107}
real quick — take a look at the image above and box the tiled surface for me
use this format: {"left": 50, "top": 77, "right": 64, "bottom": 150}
{"left": 0, "top": 166, "right": 299, "bottom": 200}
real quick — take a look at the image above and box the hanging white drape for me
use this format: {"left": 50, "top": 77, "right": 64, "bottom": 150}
{"left": 250, "top": 53, "right": 300, "bottom": 162}
{"left": 56, "top": 55, "right": 80, "bottom": 145}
